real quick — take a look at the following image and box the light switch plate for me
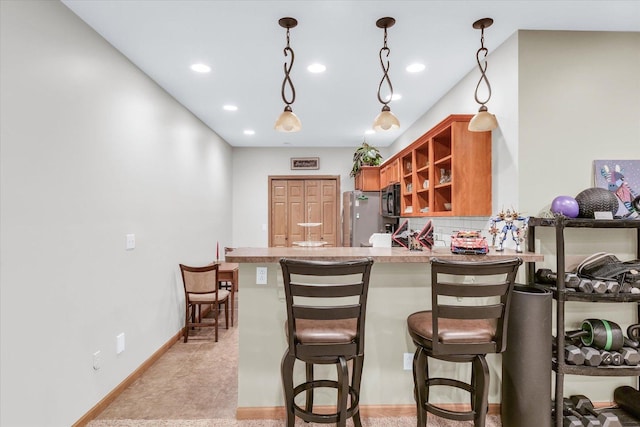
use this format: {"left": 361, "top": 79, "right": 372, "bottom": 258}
{"left": 125, "top": 234, "right": 135, "bottom": 250}
{"left": 116, "top": 333, "right": 125, "bottom": 354}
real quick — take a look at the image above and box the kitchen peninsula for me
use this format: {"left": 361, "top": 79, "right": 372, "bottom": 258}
{"left": 226, "top": 246, "right": 543, "bottom": 418}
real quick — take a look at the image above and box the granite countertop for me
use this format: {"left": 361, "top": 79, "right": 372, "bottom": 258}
{"left": 225, "top": 246, "right": 543, "bottom": 263}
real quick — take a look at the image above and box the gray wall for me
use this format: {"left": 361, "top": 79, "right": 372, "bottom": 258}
{"left": 1, "top": 1, "right": 233, "bottom": 426}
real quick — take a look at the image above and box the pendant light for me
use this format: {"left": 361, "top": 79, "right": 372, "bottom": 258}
{"left": 275, "top": 17, "right": 301, "bottom": 132}
{"left": 373, "top": 17, "right": 400, "bottom": 132}
{"left": 469, "top": 17, "right": 498, "bottom": 132}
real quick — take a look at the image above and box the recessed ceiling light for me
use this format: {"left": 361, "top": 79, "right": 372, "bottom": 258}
{"left": 307, "top": 63, "right": 326, "bottom": 73}
{"left": 243, "top": 129, "right": 255, "bottom": 135}
{"left": 223, "top": 105, "right": 238, "bottom": 111}
{"left": 406, "top": 63, "right": 426, "bottom": 73}
{"left": 190, "top": 63, "right": 211, "bottom": 73}
{"left": 365, "top": 129, "right": 375, "bottom": 135}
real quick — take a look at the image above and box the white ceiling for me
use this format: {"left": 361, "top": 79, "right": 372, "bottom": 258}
{"left": 61, "top": 0, "right": 640, "bottom": 148}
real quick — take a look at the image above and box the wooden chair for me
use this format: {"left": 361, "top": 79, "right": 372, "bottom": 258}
{"left": 279, "top": 257, "right": 374, "bottom": 427}
{"left": 407, "top": 257, "right": 522, "bottom": 427}
{"left": 179, "top": 263, "right": 230, "bottom": 342}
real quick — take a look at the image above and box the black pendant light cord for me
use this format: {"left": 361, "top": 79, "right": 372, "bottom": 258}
{"left": 377, "top": 26, "right": 394, "bottom": 106}
{"left": 281, "top": 26, "right": 296, "bottom": 108}
{"left": 473, "top": 25, "right": 492, "bottom": 107}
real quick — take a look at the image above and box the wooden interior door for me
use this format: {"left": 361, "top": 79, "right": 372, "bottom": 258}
{"left": 269, "top": 176, "right": 340, "bottom": 247}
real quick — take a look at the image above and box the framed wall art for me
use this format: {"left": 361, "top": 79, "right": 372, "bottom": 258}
{"left": 593, "top": 159, "right": 640, "bottom": 217}
{"left": 291, "top": 157, "right": 319, "bottom": 170}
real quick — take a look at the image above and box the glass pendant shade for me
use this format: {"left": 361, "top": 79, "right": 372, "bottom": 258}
{"left": 373, "top": 106, "right": 400, "bottom": 132}
{"left": 468, "top": 106, "right": 498, "bottom": 132}
{"left": 274, "top": 106, "right": 301, "bottom": 132}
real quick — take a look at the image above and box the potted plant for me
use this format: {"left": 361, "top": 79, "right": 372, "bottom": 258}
{"left": 350, "top": 142, "right": 383, "bottom": 177}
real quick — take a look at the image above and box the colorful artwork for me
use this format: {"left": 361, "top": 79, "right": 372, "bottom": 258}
{"left": 593, "top": 160, "right": 640, "bottom": 218}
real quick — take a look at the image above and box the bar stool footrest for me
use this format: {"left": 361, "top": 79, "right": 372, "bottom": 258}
{"left": 292, "top": 379, "right": 360, "bottom": 424}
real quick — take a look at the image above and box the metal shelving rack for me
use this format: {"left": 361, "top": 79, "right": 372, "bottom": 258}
{"left": 525, "top": 216, "right": 640, "bottom": 427}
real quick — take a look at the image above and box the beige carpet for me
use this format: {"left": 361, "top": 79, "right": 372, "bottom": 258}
{"left": 88, "top": 305, "right": 501, "bottom": 427}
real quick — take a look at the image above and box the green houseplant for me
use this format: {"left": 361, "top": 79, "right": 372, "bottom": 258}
{"left": 350, "top": 142, "right": 383, "bottom": 178}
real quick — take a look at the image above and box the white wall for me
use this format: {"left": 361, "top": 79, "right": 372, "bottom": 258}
{"left": 518, "top": 30, "right": 640, "bottom": 214}
{"left": 0, "top": 2, "right": 233, "bottom": 426}
{"left": 231, "top": 147, "right": 359, "bottom": 247}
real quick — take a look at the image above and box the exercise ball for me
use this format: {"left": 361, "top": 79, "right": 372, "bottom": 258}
{"left": 574, "top": 188, "right": 619, "bottom": 218}
{"left": 551, "top": 196, "right": 579, "bottom": 218}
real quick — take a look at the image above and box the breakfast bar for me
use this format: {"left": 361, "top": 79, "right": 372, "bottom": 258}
{"left": 226, "top": 246, "right": 543, "bottom": 418}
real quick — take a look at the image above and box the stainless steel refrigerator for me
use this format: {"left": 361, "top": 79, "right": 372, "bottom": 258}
{"left": 342, "top": 191, "right": 383, "bottom": 247}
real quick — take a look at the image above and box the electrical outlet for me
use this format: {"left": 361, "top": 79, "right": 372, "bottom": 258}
{"left": 403, "top": 352, "right": 413, "bottom": 371}
{"left": 93, "top": 350, "right": 101, "bottom": 371}
{"left": 256, "top": 267, "right": 268, "bottom": 285}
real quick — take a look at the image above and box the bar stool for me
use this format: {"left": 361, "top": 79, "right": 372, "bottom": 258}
{"left": 279, "top": 257, "right": 374, "bottom": 427}
{"left": 407, "top": 257, "right": 522, "bottom": 427}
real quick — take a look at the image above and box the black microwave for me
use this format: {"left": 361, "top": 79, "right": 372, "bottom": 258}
{"left": 381, "top": 183, "right": 400, "bottom": 217}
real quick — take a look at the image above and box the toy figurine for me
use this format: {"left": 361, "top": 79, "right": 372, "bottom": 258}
{"left": 489, "top": 208, "right": 528, "bottom": 253}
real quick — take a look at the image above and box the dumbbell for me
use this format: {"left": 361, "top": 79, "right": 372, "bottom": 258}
{"left": 570, "top": 395, "right": 622, "bottom": 427}
{"left": 581, "top": 347, "right": 602, "bottom": 367}
{"left": 564, "top": 344, "right": 585, "bottom": 365}
{"left": 562, "top": 345, "right": 602, "bottom": 366}
{"left": 620, "top": 347, "right": 640, "bottom": 365}
{"left": 563, "top": 398, "right": 602, "bottom": 426}
{"left": 587, "top": 279, "right": 606, "bottom": 294}
{"left": 584, "top": 278, "right": 622, "bottom": 293}
{"left": 536, "top": 269, "right": 593, "bottom": 292}
{"left": 603, "top": 281, "right": 621, "bottom": 293}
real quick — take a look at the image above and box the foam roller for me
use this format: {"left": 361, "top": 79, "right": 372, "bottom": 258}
{"left": 613, "top": 386, "right": 640, "bottom": 419}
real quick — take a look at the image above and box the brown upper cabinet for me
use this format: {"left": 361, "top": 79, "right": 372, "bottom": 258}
{"left": 379, "top": 114, "right": 492, "bottom": 217}
{"left": 354, "top": 166, "right": 380, "bottom": 192}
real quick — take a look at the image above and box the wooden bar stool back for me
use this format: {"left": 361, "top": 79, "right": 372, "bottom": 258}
{"left": 407, "top": 257, "right": 522, "bottom": 427}
{"left": 279, "top": 257, "right": 374, "bottom": 427}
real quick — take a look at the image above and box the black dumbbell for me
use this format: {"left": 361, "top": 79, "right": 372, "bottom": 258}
{"left": 570, "top": 395, "right": 622, "bottom": 427}
{"left": 581, "top": 347, "right": 602, "bottom": 367}
{"left": 599, "top": 350, "right": 613, "bottom": 365}
{"left": 536, "top": 269, "right": 592, "bottom": 292}
{"left": 610, "top": 351, "right": 623, "bottom": 366}
{"left": 620, "top": 347, "right": 640, "bottom": 365}
{"left": 563, "top": 398, "right": 602, "bottom": 426}
{"left": 564, "top": 344, "right": 585, "bottom": 365}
